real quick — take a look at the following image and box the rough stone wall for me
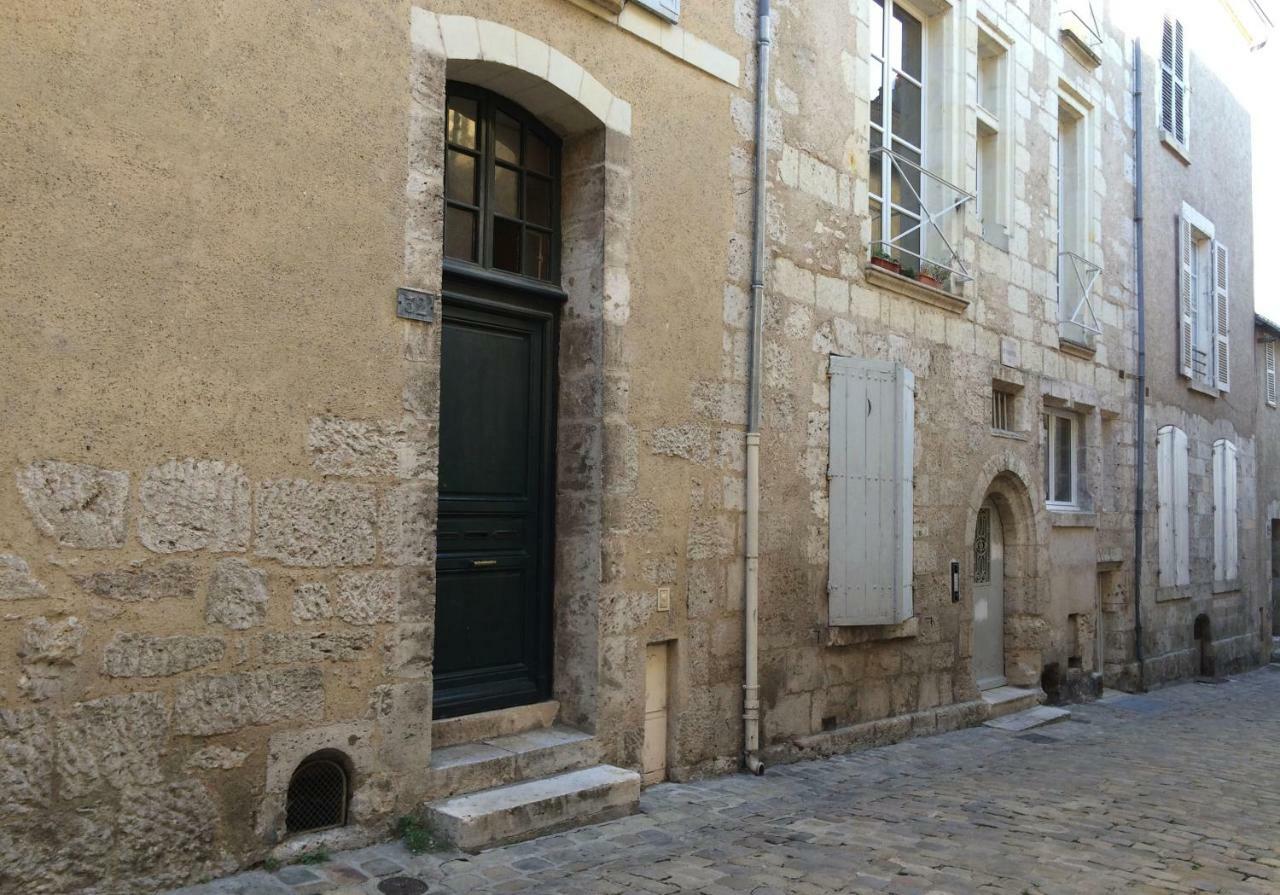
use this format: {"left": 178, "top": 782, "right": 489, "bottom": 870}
{"left": 1133, "top": 2, "right": 1268, "bottom": 687}
{"left": 721, "top": 0, "right": 1142, "bottom": 763}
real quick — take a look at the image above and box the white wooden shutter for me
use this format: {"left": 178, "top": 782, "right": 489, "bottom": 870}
{"left": 1174, "top": 19, "right": 1187, "bottom": 145}
{"left": 1179, "top": 215, "right": 1194, "bottom": 378}
{"left": 1213, "top": 242, "right": 1230, "bottom": 391}
{"left": 1266, "top": 341, "right": 1277, "bottom": 407}
{"left": 828, "top": 356, "right": 914, "bottom": 626}
{"left": 1173, "top": 427, "right": 1189, "bottom": 586}
{"left": 1225, "top": 443, "right": 1238, "bottom": 581}
{"left": 1161, "top": 19, "right": 1175, "bottom": 134}
{"left": 1156, "top": 427, "right": 1175, "bottom": 587}
{"left": 1159, "top": 426, "right": 1190, "bottom": 587}
{"left": 633, "top": 0, "right": 679, "bottom": 23}
{"left": 1213, "top": 439, "right": 1238, "bottom": 582}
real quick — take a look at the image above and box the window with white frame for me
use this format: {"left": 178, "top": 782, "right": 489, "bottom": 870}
{"left": 1043, "top": 409, "right": 1080, "bottom": 509}
{"left": 976, "top": 27, "right": 1010, "bottom": 247}
{"left": 1178, "top": 203, "right": 1229, "bottom": 391}
{"left": 1266, "top": 341, "right": 1277, "bottom": 407}
{"left": 869, "top": 0, "right": 926, "bottom": 268}
{"left": 1212, "top": 438, "right": 1239, "bottom": 583}
{"left": 1057, "top": 95, "right": 1101, "bottom": 341}
{"left": 1156, "top": 425, "right": 1190, "bottom": 588}
{"left": 1160, "top": 16, "right": 1188, "bottom": 149}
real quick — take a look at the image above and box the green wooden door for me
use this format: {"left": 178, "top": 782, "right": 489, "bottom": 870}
{"left": 433, "top": 284, "right": 556, "bottom": 718}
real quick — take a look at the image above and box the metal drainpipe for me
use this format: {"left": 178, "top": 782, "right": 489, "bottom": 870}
{"left": 742, "top": 0, "right": 771, "bottom": 777}
{"left": 1131, "top": 37, "right": 1148, "bottom": 692}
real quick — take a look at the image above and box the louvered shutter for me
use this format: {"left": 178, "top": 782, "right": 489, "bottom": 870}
{"left": 1266, "top": 341, "right": 1277, "bottom": 407}
{"left": 633, "top": 0, "right": 679, "bottom": 23}
{"left": 828, "top": 356, "right": 915, "bottom": 626}
{"left": 1173, "top": 427, "right": 1189, "bottom": 585}
{"left": 1179, "top": 216, "right": 1194, "bottom": 378}
{"left": 1213, "top": 242, "right": 1230, "bottom": 391}
{"left": 1161, "top": 19, "right": 1175, "bottom": 133}
{"left": 1174, "top": 19, "right": 1186, "bottom": 144}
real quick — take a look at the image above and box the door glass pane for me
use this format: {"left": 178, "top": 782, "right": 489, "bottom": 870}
{"left": 892, "top": 3, "right": 923, "bottom": 80}
{"left": 523, "top": 229, "right": 551, "bottom": 280}
{"left": 891, "top": 75, "right": 922, "bottom": 148}
{"left": 494, "top": 165, "right": 520, "bottom": 218}
{"left": 526, "top": 133, "right": 551, "bottom": 175}
{"left": 445, "top": 150, "right": 476, "bottom": 204}
{"left": 447, "top": 97, "right": 478, "bottom": 149}
{"left": 493, "top": 217, "right": 521, "bottom": 272}
{"left": 495, "top": 111, "right": 521, "bottom": 164}
{"left": 526, "top": 176, "right": 552, "bottom": 227}
{"left": 1054, "top": 418, "right": 1073, "bottom": 503}
{"left": 444, "top": 206, "right": 477, "bottom": 262}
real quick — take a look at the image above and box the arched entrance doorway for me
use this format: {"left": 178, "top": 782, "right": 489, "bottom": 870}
{"left": 972, "top": 499, "right": 1006, "bottom": 689}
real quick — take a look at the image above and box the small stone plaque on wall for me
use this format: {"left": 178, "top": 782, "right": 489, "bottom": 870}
{"left": 1000, "top": 336, "right": 1020, "bottom": 368}
{"left": 396, "top": 288, "right": 436, "bottom": 323}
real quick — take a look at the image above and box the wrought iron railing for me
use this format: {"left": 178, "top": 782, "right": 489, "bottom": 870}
{"left": 1058, "top": 250, "right": 1103, "bottom": 335}
{"left": 869, "top": 145, "right": 976, "bottom": 287}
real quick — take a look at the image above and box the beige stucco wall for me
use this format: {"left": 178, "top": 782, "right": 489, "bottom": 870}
{"left": 1, "top": 0, "right": 1273, "bottom": 891}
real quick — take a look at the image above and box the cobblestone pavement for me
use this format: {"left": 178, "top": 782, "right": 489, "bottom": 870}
{"left": 170, "top": 668, "right": 1280, "bottom": 895}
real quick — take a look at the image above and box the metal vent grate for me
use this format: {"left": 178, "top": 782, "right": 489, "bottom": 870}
{"left": 286, "top": 755, "right": 348, "bottom": 834}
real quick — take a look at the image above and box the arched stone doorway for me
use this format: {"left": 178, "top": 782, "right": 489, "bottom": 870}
{"left": 964, "top": 458, "right": 1048, "bottom": 691}
{"left": 397, "top": 10, "right": 633, "bottom": 755}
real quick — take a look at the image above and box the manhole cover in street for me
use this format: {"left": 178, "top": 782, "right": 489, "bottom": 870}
{"left": 378, "top": 877, "right": 429, "bottom": 895}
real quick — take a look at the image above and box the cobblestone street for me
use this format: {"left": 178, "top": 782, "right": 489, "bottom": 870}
{"left": 173, "top": 669, "right": 1280, "bottom": 895}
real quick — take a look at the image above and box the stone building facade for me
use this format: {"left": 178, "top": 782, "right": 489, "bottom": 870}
{"left": 0, "top": 0, "right": 1273, "bottom": 892}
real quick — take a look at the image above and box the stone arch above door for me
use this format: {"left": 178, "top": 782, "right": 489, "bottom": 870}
{"left": 398, "top": 10, "right": 636, "bottom": 755}
{"left": 962, "top": 454, "right": 1049, "bottom": 689}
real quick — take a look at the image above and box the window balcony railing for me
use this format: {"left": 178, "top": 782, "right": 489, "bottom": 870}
{"left": 1058, "top": 250, "right": 1103, "bottom": 336}
{"left": 869, "top": 145, "right": 976, "bottom": 290}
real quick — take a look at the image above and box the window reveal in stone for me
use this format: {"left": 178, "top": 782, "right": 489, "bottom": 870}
{"left": 974, "top": 507, "right": 991, "bottom": 584}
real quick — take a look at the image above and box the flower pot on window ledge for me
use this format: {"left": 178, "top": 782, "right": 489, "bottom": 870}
{"left": 870, "top": 254, "right": 900, "bottom": 275}
{"left": 916, "top": 273, "right": 941, "bottom": 288}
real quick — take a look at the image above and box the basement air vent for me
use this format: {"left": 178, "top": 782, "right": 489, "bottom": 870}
{"left": 286, "top": 751, "right": 350, "bottom": 834}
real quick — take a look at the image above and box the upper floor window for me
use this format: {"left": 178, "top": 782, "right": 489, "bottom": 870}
{"left": 1178, "top": 203, "right": 1229, "bottom": 392}
{"left": 976, "top": 28, "right": 1010, "bottom": 248}
{"left": 1160, "top": 16, "right": 1189, "bottom": 150}
{"left": 1043, "top": 409, "right": 1081, "bottom": 510}
{"left": 1057, "top": 93, "right": 1101, "bottom": 344}
{"left": 443, "top": 84, "right": 561, "bottom": 284}
{"left": 869, "top": 0, "right": 925, "bottom": 268}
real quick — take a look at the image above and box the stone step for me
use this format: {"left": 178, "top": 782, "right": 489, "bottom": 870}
{"left": 426, "top": 724, "right": 599, "bottom": 800}
{"left": 983, "top": 705, "right": 1071, "bottom": 732}
{"left": 426, "top": 764, "right": 641, "bottom": 852}
{"left": 980, "top": 685, "right": 1045, "bottom": 721}
{"left": 431, "top": 699, "right": 559, "bottom": 749}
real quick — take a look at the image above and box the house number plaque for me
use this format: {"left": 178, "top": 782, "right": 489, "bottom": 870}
{"left": 396, "top": 288, "right": 437, "bottom": 323}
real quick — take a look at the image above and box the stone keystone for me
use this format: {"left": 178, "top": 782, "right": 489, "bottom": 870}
{"left": 16, "top": 460, "right": 129, "bottom": 548}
